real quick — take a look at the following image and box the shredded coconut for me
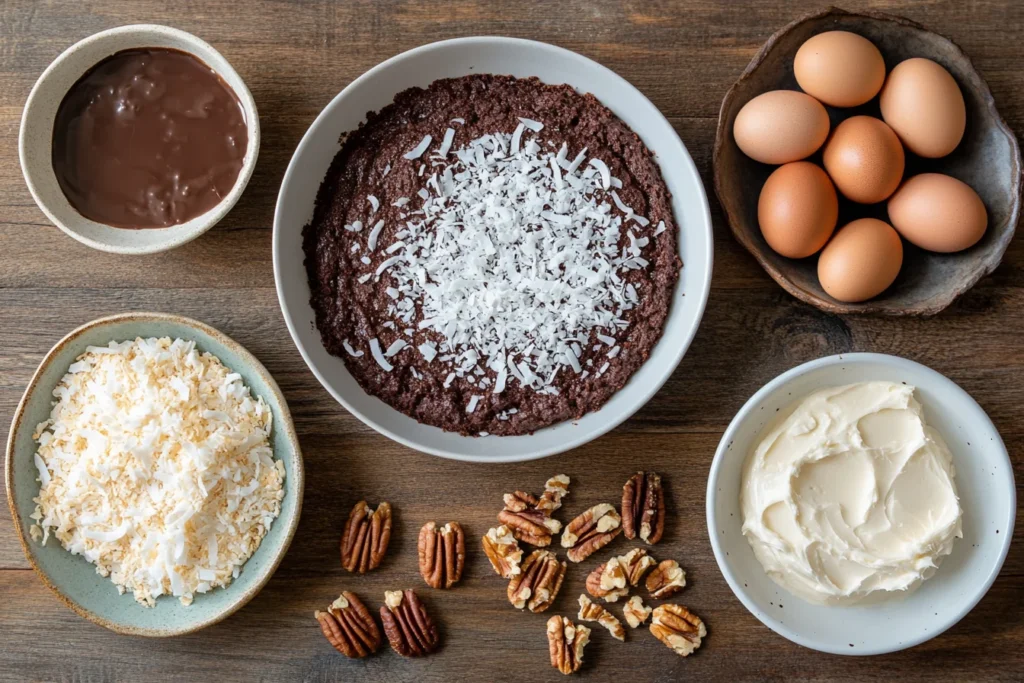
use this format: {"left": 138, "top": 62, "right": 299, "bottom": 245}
{"left": 29, "top": 338, "right": 285, "bottom": 607}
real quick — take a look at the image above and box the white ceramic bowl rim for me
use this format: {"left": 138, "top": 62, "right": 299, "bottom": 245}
{"left": 706, "top": 352, "right": 1016, "bottom": 655}
{"left": 18, "top": 24, "right": 261, "bottom": 255}
{"left": 272, "top": 36, "right": 714, "bottom": 462}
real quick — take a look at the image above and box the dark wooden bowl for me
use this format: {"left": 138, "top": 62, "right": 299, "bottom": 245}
{"left": 714, "top": 6, "right": 1021, "bottom": 315}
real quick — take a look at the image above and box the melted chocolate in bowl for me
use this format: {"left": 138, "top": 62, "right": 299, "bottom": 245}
{"left": 51, "top": 48, "right": 248, "bottom": 229}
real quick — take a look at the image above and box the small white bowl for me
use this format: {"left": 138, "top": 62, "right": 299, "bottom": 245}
{"left": 19, "top": 25, "right": 260, "bottom": 255}
{"left": 273, "top": 37, "right": 714, "bottom": 462}
{"left": 707, "top": 353, "right": 1015, "bottom": 655}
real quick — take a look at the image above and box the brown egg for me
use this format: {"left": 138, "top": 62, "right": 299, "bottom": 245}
{"left": 822, "top": 116, "right": 905, "bottom": 204}
{"left": 758, "top": 161, "right": 838, "bottom": 259}
{"left": 880, "top": 58, "right": 966, "bottom": 158}
{"left": 818, "top": 218, "right": 903, "bottom": 302}
{"left": 733, "top": 90, "right": 831, "bottom": 164}
{"left": 794, "top": 31, "right": 886, "bottom": 107}
{"left": 887, "top": 173, "right": 987, "bottom": 253}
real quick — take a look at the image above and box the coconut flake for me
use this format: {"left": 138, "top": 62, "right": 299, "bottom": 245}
{"left": 467, "top": 395, "right": 482, "bottom": 413}
{"left": 384, "top": 339, "right": 408, "bottom": 357}
{"left": 369, "top": 339, "right": 393, "bottom": 371}
{"left": 367, "top": 195, "right": 380, "bottom": 214}
{"left": 519, "top": 117, "right": 544, "bottom": 132}
{"left": 367, "top": 220, "right": 386, "bottom": 251}
{"left": 418, "top": 342, "right": 437, "bottom": 362}
{"left": 343, "top": 340, "right": 364, "bottom": 357}
{"left": 588, "top": 158, "right": 611, "bottom": 190}
{"left": 436, "top": 128, "right": 456, "bottom": 157}
{"left": 404, "top": 135, "right": 432, "bottom": 160}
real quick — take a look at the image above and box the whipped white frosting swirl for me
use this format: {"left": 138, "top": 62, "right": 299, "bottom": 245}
{"left": 740, "top": 381, "right": 962, "bottom": 606}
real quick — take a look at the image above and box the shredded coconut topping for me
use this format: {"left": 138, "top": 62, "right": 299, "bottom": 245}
{"left": 29, "top": 338, "right": 285, "bottom": 607}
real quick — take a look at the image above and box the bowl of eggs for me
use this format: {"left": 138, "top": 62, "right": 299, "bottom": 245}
{"left": 714, "top": 7, "right": 1021, "bottom": 315}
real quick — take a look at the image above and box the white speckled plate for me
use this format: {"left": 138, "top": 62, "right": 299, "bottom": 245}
{"left": 707, "top": 353, "right": 1014, "bottom": 655}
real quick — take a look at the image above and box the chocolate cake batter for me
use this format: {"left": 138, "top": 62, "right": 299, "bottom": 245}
{"left": 304, "top": 75, "right": 681, "bottom": 435}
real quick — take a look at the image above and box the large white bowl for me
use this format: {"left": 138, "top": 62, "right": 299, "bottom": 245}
{"left": 273, "top": 37, "right": 713, "bottom": 462}
{"left": 707, "top": 353, "right": 1015, "bottom": 655}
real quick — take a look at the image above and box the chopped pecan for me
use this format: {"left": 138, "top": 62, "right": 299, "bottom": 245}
{"left": 561, "top": 503, "right": 622, "bottom": 563}
{"left": 508, "top": 549, "right": 566, "bottom": 612}
{"left": 340, "top": 501, "right": 392, "bottom": 573}
{"left": 547, "top": 615, "right": 591, "bottom": 675}
{"left": 617, "top": 548, "right": 657, "bottom": 586}
{"left": 650, "top": 605, "right": 705, "bottom": 657}
{"left": 481, "top": 525, "right": 523, "bottom": 578}
{"left": 623, "top": 595, "right": 652, "bottom": 628}
{"left": 577, "top": 594, "right": 625, "bottom": 641}
{"left": 418, "top": 521, "right": 465, "bottom": 589}
{"left": 379, "top": 589, "right": 440, "bottom": 657}
{"left": 537, "top": 474, "right": 571, "bottom": 514}
{"left": 621, "top": 472, "right": 665, "bottom": 544}
{"left": 499, "top": 475, "right": 570, "bottom": 546}
{"left": 503, "top": 490, "right": 540, "bottom": 512}
{"left": 585, "top": 557, "right": 628, "bottom": 603}
{"left": 646, "top": 559, "right": 687, "bottom": 599}
{"left": 314, "top": 591, "right": 382, "bottom": 658}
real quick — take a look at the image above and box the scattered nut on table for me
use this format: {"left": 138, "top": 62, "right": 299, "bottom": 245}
{"left": 547, "top": 615, "right": 591, "bottom": 675}
{"left": 340, "top": 500, "right": 392, "bottom": 573}
{"left": 578, "top": 594, "right": 625, "bottom": 641}
{"left": 649, "top": 604, "right": 705, "bottom": 657}
{"left": 314, "top": 591, "right": 381, "bottom": 658}
{"left": 508, "top": 549, "right": 566, "bottom": 612}
{"left": 646, "top": 559, "right": 687, "bottom": 599}
{"left": 498, "top": 475, "right": 570, "bottom": 547}
{"left": 622, "top": 471, "right": 665, "bottom": 544}
{"left": 379, "top": 589, "right": 440, "bottom": 657}
{"left": 561, "top": 503, "right": 622, "bottom": 562}
{"left": 623, "top": 595, "right": 652, "bottom": 628}
{"left": 418, "top": 521, "right": 465, "bottom": 589}
{"left": 616, "top": 547, "right": 657, "bottom": 586}
{"left": 482, "top": 525, "right": 523, "bottom": 578}
{"left": 585, "top": 556, "right": 629, "bottom": 603}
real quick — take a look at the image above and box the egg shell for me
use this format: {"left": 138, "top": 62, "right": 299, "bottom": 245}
{"left": 733, "top": 90, "right": 831, "bottom": 165}
{"left": 818, "top": 218, "right": 903, "bottom": 303}
{"left": 758, "top": 161, "right": 838, "bottom": 259}
{"left": 887, "top": 173, "right": 988, "bottom": 253}
{"left": 794, "top": 31, "right": 886, "bottom": 107}
{"left": 823, "top": 116, "right": 905, "bottom": 204}
{"left": 880, "top": 58, "right": 966, "bottom": 158}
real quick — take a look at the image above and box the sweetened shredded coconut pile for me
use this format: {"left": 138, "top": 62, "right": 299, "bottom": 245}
{"left": 29, "top": 337, "right": 285, "bottom": 607}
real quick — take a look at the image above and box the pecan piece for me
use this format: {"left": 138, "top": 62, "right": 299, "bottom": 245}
{"left": 650, "top": 605, "right": 705, "bottom": 657}
{"left": 418, "top": 521, "right": 465, "bottom": 589}
{"left": 340, "top": 501, "right": 392, "bottom": 573}
{"left": 499, "top": 475, "right": 570, "bottom": 546}
{"left": 379, "top": 589, "right": 440, "bottom": 657}
{"left": 622, "top": 472, "right": 665, "bottom": 544}
{"left": 617, "top": 548, "right": 657, "bottom": 586}
{"left": 547, "top": 615, "right": 591, "bottom": 675}
{"left": 577, "top": 594, "right": 625, "bottom": 641}
{"left": 537, "top": 474, "right": 571, "bottom": 514}
{"left": 481, "top": 525, "right": 523, "bottom": 578}
{"left": 314, "top": 591, "right": 381, "bottom": 658}
{"left": 646, "top": 559, "right": 687, "bottom": 599}
{"left": 508, "top": 549, "right": 566, "bottom": 612}
{"left": 623, "top": 595, "right": 652, "bottom": 628}
{"left": 585, "top": 557, "right": 628, "bottom": 603}
{"left": 561, "top": 503, "right": 622, "bottom": 563}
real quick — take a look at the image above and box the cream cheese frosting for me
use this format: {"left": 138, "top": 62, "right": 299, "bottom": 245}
{"left": 740, "top": 381, "right": 962, "bottom": 606}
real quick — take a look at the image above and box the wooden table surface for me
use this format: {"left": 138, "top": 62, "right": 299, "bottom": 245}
{"left": 2, "top": 1, "right": 1022, "bottom": 681}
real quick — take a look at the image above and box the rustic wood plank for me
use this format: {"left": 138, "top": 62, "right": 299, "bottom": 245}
{"left": 1, "top": 0, "right": 1023, "bottom": 680}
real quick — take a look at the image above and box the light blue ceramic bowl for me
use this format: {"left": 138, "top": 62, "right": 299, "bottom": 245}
{"left": 4, "top": 312, "right": 304, "bottom": 636}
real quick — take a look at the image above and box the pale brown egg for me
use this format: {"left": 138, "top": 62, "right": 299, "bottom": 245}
{"left": 818, "top": 218, "right": 903, "bottom": 302}
{"left": 822, "top": 116, "right": 905, "bottom": 204}
{"left": 887, "top": 173, "right": 987, "bottom": 253}
{"left": 794, "top": 31, "right": 886, "bottom": 107}
{"left": 758, "top": 161, "right": 838, "bottom": 259}
{"left": 880, "top": 58, "right": 966, "bottom": 158}
{"left": 733, "top": 90, "right": 831, "bottom": 164}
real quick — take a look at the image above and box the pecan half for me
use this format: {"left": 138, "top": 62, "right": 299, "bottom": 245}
{"left": 418, "top": 521, "right": 465, "bottom": 589}
{"left": 650, "top": 604, "right": 705, "bottom": 657}
{"left": 585, "top": 557, "right": 628, "bottom": 603}
{"left": 340, "top": 501, "right": 392, "bottom": 573}
{"left": 499, "top": 475, "right": 570, "bottom": 546}
{"left": 547, "top": 615, "right": 591, "bottom": 675}
{"left": 623, "top": 595, "right": 652, "bottom": 628}
{"left": 481, "top": 525, "right": 523, "bottom": 578}
{"left": 508, "top": 549, "right": 566, "bottom": 612}
{"left": 646, "top": 559, "right": 687, "bottom": 599}
{"left": 537, "top": 474, "right": 571, "bottom": 515}
{"left": 379, "top": 589, "right": 440, "bottom": 657}
{"left": 314, "top": 591, "right": 382, "bottom": 658}
{"left": 617, "top": 548, "right": 657, "bottom": 587}
{"left": 561, "top": 503, "right": 622, "bottom": 563}
{"left": 578, "top": 594, "right": 625, "bottom": 641}
{"left": 621, "top": 472, "right": 665, "bottom": 544}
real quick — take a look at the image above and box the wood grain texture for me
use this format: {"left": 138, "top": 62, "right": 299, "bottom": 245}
{"left": 1, "top": 0, "right": 1022, "bottom": 681}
